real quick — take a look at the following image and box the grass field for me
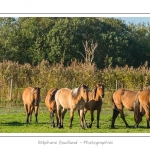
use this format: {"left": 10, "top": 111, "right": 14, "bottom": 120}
{"left": 0, "top": 101, "right": 150, "bottom": 133}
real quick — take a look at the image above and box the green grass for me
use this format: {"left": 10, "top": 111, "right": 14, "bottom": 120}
{"left": 0, "top": 102, "right": 150, "bottom": 133}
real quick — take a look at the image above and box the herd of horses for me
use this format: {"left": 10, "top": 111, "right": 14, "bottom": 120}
{"left": 22, "top": 83, "right": 150, "bottom": 129}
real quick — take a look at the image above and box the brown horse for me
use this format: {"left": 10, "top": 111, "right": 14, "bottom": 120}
{"left": 22, "top": 86, "right": 41, "bottom": 123}
{"left": 111, "top": 88, "right": 144, "bottom": 128}
{"left": 45, "top": 88, "right": 59, "bottom": 127}
{"left": 55, "top": 84, "right": 89, "bottom": 129}
{"left": 134, "top": 89, "right": 150, "bottom": 128}
{"left": 84, "top": 83, "right": 104, "bottom": 128}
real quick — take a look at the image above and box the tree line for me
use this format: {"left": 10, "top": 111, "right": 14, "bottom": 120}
{"left": 0, "top": 17, "right": 150, "bottom": 69}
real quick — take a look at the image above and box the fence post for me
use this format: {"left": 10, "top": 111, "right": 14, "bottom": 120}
{"left": 10, "top": 78, "right": 13, "bottom": 101}
{"left": 116, "top": 80, "right": 118, "bottom": 91}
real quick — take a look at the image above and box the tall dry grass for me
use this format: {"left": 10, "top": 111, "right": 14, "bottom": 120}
{"left": 0, "top": 60, "right": 150, "bottom": 103}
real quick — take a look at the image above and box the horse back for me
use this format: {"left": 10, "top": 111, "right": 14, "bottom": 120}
{"left": 55, "top": 88, "right": 71, "bottom": 109}
{"left": 22, "top": 87, "right": 34, "bottom": 105}
{"left": 113, "top": 89, "right": 138, "bottom": 110}
{"left": 138, "top": 89, "right": 150, "bottom": 104}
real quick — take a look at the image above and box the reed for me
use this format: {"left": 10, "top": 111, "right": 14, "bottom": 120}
{"left": 0, "top": 60, "right": 150, "bottom": 103}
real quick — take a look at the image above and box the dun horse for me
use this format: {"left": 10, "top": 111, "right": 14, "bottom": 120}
{"left": 134, "top": 89, "right": 150, "bottom": 128}
{"left": 55, "top": 84, "right": 89, "bottom": 129}
{"left": 84, "top": 83, "right": 104, "bottom": 128}
{"left": 22, "top": 86, "right": 41, "bottom": 123}
{"left": 45, "top": 88, "right": 59, "bottom": 127}
{"left": 111, "top": 88, "right": 144, "bottom": 128}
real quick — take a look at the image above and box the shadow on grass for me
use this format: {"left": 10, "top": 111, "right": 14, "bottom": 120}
{"left": 0, "top": 121, "right": 26, "bottom": 126}
{"left": 109, "top": 125, "right": 148, "bottom": 130}
{"left": 0, "top": 121, "right": 50, "bottom": 126}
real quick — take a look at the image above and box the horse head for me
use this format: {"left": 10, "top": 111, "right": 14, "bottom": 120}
{"left": 94, "top": 83, "right": 104, "bottom": 99}
{"left": 33, "top": 86, "right": 41, "bottom": 106}
{"left": 80, "top": 84, "right": 89, "bottom": 102}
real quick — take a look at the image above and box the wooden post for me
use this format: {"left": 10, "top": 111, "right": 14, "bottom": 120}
{"left": 116, "top": 80, "right": 118, "bottom": 91}
{"left": 10, "top": 79, "right": 13, "bottom": 100}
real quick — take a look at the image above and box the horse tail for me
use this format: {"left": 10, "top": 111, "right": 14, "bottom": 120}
{"left": 134, "top": 94, "right": 142, "bottom": 124}
{"left": 50, "top": 88, "right": 59, "bottom": 101}
{"left": 111, "top": 96, "right": 117, "bottom": 109}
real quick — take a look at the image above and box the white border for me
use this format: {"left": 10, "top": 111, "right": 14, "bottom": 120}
{"left": 1, "top": 0, "right": 150, "bottom": 149}
{"left": 0, "top": 0, "right": 150, "bottom": 14}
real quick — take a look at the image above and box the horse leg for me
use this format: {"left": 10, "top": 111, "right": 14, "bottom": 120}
{"left": 119, "top": 109, "right": 130, "bottom": 128}
{"left": 34, "top": 106, "right": 39, "bottom": 123}
{"left": 57, "top": 106, "right": 62, "bottom": 128}
{"left": 61, "top": 108, "right": 67, "bottom": 128}
{"left": 97, "top": 109, "right": 101, "bottom": 128}
{"left": 69, "top": 109, "right": 75, "bottom": 129}
{"left": 79, "top": 109, "right": 86, "bottom": 129}
{"left": 26, "top": 105, "right": 31, "bottom": 123}
{"left": 78, "top": 109, "right": 87, "bottom": 128}
{"left": 78, "top": 110, "right": 81, "bottom": 126}
{"left": 30, "top": 106, "right": 34, "bottom": 123}
{"left": 24, "top": 104, "right": 29, "bottom": 123}
{"left": 111, "top": 109, "right": 120, "bottom": 128}
{"left": 55, "top": 111, "right": 59, "bottom": 127}
{"left": 56, "top": 115, "right": 59, "bottom": 127}
{"left": 83, "top": 109, "right": 88, "bottom": 128}
{"left": 50, "top": 110, "right": 55, "bottom": 127}
{"left": 133, "top": 113, "right": 143, "bottom": 128}
{"left": 89, "top": 110, "right": 94, "bottom": 128}
{"left": 143, "top": 106, "right": 150, "bottom": 128}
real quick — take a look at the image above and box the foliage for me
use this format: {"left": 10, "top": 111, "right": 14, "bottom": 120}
{"left": 0, "top": 60, "right": 150, "bottom": 102}
{"left": 1, "top": 17, "right": 150, "bottom": 68}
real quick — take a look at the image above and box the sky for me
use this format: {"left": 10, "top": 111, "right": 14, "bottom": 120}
{"left": 115, "top": 17, "right": 150, "bottom": 25}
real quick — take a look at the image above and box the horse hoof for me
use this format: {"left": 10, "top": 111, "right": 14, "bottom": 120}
{"left": 51, "top": 123, "right": 55, "bottom": 128}
{"left": 88, "top": 124, "right": 92, "bottom": 128}
{"left": 111, "top": 125, "right": 115, "bottom": 129}
{"left": 26, "top": 121, "right": 29, "bottom": 124}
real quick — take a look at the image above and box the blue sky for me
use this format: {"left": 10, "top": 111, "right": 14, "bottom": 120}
{"left": 115, "top": 17, "right": 150, "bottom": 25}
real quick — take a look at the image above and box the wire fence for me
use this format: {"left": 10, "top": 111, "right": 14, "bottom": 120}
{"left": 0, "top": 79, "right": 148, "bottom": 105}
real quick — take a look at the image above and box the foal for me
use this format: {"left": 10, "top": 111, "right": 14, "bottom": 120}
{"left": 84, "top": 83, "right": 104, "bottom": 128}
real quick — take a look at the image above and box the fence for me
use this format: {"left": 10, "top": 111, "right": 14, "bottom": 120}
{"left": 0, "top": 79, "right": 146, "bottom": 106}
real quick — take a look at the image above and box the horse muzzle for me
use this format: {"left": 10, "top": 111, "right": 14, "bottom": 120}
{"left": 101, "top": 94, "right": 104, "bottom": 98}
{"left": 35, "top": 100, "right": 39, "bottom": 106}
{"left": 85, "top": 99, "right": 88, "bottom": 103}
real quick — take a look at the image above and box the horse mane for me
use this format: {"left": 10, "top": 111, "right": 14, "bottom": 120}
{"left": 33, "top": 86, "right": 40, "bottom": 90}
{"left": 93, "top": 83, "right": 104, "bottom": 99}
{"left": 93, "top": 87, "right": 97, "bottom": 99}
{"left": 72, "top": 87, "right": 80, "bottom": 98}
{"left": 71, "top": 84, "right": 88, "bottom": 98}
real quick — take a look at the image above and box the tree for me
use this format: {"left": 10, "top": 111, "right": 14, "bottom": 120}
{"left": 76, "top": 40, "right": 98, "bottom": 66}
